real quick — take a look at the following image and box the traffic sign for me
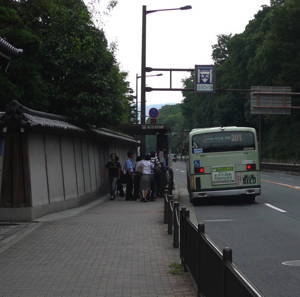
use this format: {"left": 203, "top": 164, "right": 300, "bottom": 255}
{"left": 250, "top": 86, "right": 291, "bottom": 115}
{"left": 195, "top": 65, "right": 214, "bottom": 92}
{"left": 149, "top": 107, "right": 159, "bottom": 118}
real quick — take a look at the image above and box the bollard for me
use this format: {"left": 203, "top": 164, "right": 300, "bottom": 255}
{"left": 197, "top": 223, "right": 205, "bottom": 295}
{"left": 222, "top": 247, "right": 232, "bottom": 297}
{"left": 180, "top": 207, "right": 188, "bottom": 272}
{"left": 167, "top": 198, "right": 173, "bottom": 235}
{"left": 223, "top": 247, "right": 232, "bottom": 263}
{"left": 173, "top": 202, "right": 180, "bottom": 248}
{"left": 168, "top": 168, "right": 174, "bottom": 195}
{"left": 163, "top": 195, "right": 167, "bottom": 224}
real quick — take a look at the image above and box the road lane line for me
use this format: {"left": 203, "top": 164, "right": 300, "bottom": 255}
{"left": 264, "top": 203, "right": 287, "bottom": 213}
{"left": 202, "top": 219, "right": 234, "bottom": 223}
{"left": 262, "top": 179, "right": 300, "bottom": 191}
{"left": 180, "top": 170, "right": 185, "bottom": 173}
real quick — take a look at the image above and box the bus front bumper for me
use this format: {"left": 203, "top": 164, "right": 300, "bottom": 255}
{"left": 191, "top": 187, "right": 261, "bottom": 199}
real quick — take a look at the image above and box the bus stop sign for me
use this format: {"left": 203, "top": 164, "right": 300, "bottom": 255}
{"left": 149, "top": 107, "right": 159, "bottom": 118}
{"left": 195, "top": 65, "right": 214, "bottom": 92}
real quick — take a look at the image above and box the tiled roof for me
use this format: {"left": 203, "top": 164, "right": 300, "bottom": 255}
{"left": 23, "top": 113, "right": 85, "bottom": 132}
{"left": 92, "top": 128, "right": 137, "bottom": 144}
{"left": 1, "top": 101, "right": 138, "bottom": 144}
{"left": 0, "top": 37, "right": 23, "bottom": 58}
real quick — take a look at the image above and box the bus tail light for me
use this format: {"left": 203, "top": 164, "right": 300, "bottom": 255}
{"left": 195, "top": 167, "right": 205, "bottom": 174}
{"left": 246, "top": 164, "right": 256, "bottom": 171}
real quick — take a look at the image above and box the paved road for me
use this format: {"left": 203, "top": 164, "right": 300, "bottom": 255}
{"left": 173, "top": 160, "right": 300, "bottom": 297}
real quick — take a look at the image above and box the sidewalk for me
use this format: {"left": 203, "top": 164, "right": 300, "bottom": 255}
{"left": 0, "top": 197, "right": 196, "bottom": 297}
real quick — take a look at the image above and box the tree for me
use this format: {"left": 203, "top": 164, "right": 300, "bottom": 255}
{"left": 0, "top": 0, "right": 132, "bottom": 126}
{"left": 181, "top": 0, "right": 300, "bottom": 161}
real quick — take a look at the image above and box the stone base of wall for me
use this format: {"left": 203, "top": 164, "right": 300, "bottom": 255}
{"left": 0, "top": 191, "right": 105, "bottom": 222}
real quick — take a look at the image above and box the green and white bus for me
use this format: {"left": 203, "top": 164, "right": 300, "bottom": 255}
{"left": 186, "top": 126, "right": 261, "bottom": 203}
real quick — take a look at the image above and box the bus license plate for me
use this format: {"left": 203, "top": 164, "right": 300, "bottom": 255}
{"left": 212, "top": 167, "right": 235, "bottom": 185}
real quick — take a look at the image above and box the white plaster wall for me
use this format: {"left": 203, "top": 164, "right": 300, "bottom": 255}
{"left": 61, "top": 137, "right": 77, "bottom": 200}
{"left": 45, "top": 135, "right": 64, "bottom": 202}
{"left": 89, "top": 143, "right": 97, "bottom": 192}
{"left": 95, "top": 146, "right": 101, "bottom": 189}
{"left": 82, "top": 140, "right": 91, "bottom": 193}
{"left": 24, "top": 131, "right": 136, "bottom": 212}
{"left": 28, "top": 134, "right": 49, "bottom": 206}
{"left": 99, "top": 146, "right": 107, "bottom": 188}
{"left": 73, "top": 138, "right": 85, "bottom": 196}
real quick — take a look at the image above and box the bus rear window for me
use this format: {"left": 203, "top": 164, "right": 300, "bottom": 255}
{"left": 192, "top": 131, "right": 255, "bottom": 153}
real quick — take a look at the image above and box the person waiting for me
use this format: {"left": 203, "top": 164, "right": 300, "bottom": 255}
{"left": 137, "top": 154, "right": 154, "bottom": 202}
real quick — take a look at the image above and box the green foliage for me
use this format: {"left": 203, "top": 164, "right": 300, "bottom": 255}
{"left": 168, "top": 262, "right": 184, "bottom": 275}
{"left": 0, "top": 0, "right": 131, "bottom": 126}
{"left": 181, "top": 0, "right": 300, "bottom": 161}
{"left": 156, "top": 104, "right": 188, "bottom": 154}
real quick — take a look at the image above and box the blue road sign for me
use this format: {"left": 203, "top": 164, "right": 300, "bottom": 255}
{"left": 195, "top": 65, "right": 214, "bottom": 92}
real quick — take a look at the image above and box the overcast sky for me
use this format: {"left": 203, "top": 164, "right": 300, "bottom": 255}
{"left": 91, "top": 0, "right": 270, "bottom": 107}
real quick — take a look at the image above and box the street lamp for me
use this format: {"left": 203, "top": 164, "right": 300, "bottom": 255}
{"left": 136, "top": 73, "right": 163, "bottom": 124}
{"left": 140, "top": 5, "right": 192, "bottom": 126}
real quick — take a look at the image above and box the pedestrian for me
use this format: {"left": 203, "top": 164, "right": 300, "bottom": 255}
{"left": 105, "top": 153, "right": 121, "bottom": 200}
{"left": 138, "top": 154, "right": 154, "bottom": 202}
{"left": 134, "top": 155, "right": 143, "bottom": 200}
{"left": 150, "top": 151, "right": 161, "bottom": 200}
{"left": 124, "top": 151, "right": 135, "bottom": 200}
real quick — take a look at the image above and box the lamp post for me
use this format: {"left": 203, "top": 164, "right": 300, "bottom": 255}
{"left": 136, "top": 73, "right": 162, "bottom": 124}
{"left": 140, "top": 5, "right": 192, "bottom": 126}
{"left": 140, "top": 5, "right": 191, "bottom": 154}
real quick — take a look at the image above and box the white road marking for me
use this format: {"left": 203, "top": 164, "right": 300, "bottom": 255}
{"left": 180, "top": 170, "right": 185, "bottom": 173}
{"left": 202, "top": 219, "right": 234, "bottom": 223}
{"left": 264, "top": 203, "right": 287, "bottom": 213}
{"left": 262, "top": 179, "right": 300, "bottom": 191}
{"left": 282, "top": 260, "right": 300, "bottom": 267}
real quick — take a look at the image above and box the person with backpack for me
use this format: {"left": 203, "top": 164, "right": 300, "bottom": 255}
{"left": 150, "top": 151, "right": 161, "bottom": 200}
{"left": 138, "top": 154, "right": 154, "bottom": 202}
{"left": 124, "top": 152, "right": 135, "bottom": 201}
{"left": 133, "top": 155, "right": 143, "bottom": 200}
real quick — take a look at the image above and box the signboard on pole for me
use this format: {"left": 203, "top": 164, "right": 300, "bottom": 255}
{"left": 149, "top": 107, "right": 159, "bottom": 118}
{"left": 195, "top": 65, "right": 214, "bottom": 92}
{"left": 250, "top": 86, "right": 291, "bottom": 115}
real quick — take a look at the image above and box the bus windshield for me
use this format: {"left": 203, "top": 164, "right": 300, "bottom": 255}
{"left": 192, "top": 131, "right": 255, "bottom": 153}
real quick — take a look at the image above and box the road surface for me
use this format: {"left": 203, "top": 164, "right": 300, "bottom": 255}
{"left": 173, "top": 160, "right": 300, "bottom": 297}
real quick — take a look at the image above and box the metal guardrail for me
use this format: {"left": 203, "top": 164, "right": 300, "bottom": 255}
{"left": 261, "top": 162, "right": 300, "bottom": 173}
{"left": 164, "top": 195, "right": 264, "bottom": 297}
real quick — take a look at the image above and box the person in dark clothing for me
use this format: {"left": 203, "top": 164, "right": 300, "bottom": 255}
{"left": 133, "top": 156, "right": 143, "bottom": 200}
{"left": 150, "top": 151, "right": 161, "bottom": 200}
{"left": 105, "top": 153, "right": 121, "bottom": 200}
{"left": 124, "top": 151, "right": 135, "bottom": 200}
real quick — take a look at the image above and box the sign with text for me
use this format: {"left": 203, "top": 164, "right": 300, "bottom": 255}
{"left": 195, "top": 65, "right": 214, "bottom": 92}
{"left": 250, "top": 86, "right": 291, "bottom": 115}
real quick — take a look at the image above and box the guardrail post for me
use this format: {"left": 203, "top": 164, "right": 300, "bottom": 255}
{"left": 222, "top": 247, "right": 232, "bottom": 297}
{"left": 180, "top": 207, "right": 186, "bottom": 270}
{"left": 183, "top": 209, "right": 190, "bottom": 272}
{"left": 173, "top": 202, "right": 179, "bottom": 248}
{"left": 164, "top": 195, "right": 167, "bottom": 224}
{"left": 168, "top": 168, "right": 174, "bottom": 195}
{"left": 223, "top": 247, "right": 232, "bottom": 263}
{"left": 168, "top": 196, "right": 174, "bottom": 235}
{"left": 197, "top": 223, "right": 205, "bottom": 297}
